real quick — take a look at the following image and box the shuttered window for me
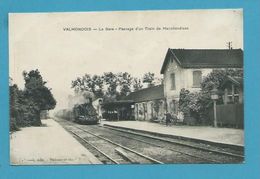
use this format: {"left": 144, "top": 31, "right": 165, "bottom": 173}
{"left": 193, "top": 71, "right": 202, "bottom": 87}
{"left": 170, "top": 73, "right": 176, "bottom": 90}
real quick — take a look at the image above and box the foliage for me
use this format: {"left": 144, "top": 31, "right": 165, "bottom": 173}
{"left": 179, "top": 88, "right": 212, "bottom": 124}
{"left": 71, "top": 74, "right": 104, "bottom": 98}
{"left": 23, "top": 70, "right": 56, "bottom": 111}
{"left": 118, "top": 72, "right": 133, "bottom": 97}
{"left": 103, "top": 72, "right": 118, "bottom": 95}
{"left": 201, "top": 69, "right": 243, "bottom": 91}
{"left": 133, "top": 78, "right": 143, "bottom": 92}
{"left": 10, "top": 69, "right": 56, "bottom": 130}
{"left": 142, "top": 72, "right": 155, "bottom": 87}
{"left": 71, "top": 71, "right": 162, "bottom": 103}
{"left": 179, "top": 88, "right": 191, "bottom": 116}
{"left": 102, "top": 72, "right": 121, "bottom": 102}
{"left": 179, "top": 69, "right": 243, "bottom": 124}
{"left": 92, "top": 75, "right": 104, "bottom": 98}
{"left": 10, "top": 84, "right": 21, "bottom": 130}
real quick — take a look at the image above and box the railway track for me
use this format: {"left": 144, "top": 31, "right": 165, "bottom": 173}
{"left": 94, "top": 125, "right": 243, "bottom": 163}
{"left": 99, "top": 126, "right": 223, "bottom": 163}
{"left": 102, "top": 125, "right": 244, "bottom": 159}
{"left": 63, "top": 124, "right": 164, "bottom": 164}
{"left": 57, "top": 119, "right": 244, "bottom": 164}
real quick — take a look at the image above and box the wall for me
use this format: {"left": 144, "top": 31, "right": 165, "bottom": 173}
{"left": 163, "top": 58, "right": 213, "bottom": 114}
{"left": 134, "top": 99, "right": 165, "bottom": 121}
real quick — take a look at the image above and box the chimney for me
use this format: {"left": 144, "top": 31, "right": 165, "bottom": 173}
{"left": 227, "top": 42, "right": 233, "bottom": 50}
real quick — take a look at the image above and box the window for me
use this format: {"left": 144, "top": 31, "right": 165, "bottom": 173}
{"left": 226, "top": 85, "right": 240, "bottom": 104}
{"left": 193, "top": 71, "right": 202, "bottom": 87}
{"left": 170, "top": 73, "right": 176, "bottom": 90}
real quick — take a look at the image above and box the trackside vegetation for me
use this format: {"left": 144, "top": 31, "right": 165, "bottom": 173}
{"left": 10, "top": 69, "right": 56, "bottom": 131}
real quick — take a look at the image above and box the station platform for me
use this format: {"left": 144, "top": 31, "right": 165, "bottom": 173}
{"left": 101, "top": 120, "right": 244, "bottom": 147}
{"left": 10, "top": 118, "right": 101, "bottom": 165}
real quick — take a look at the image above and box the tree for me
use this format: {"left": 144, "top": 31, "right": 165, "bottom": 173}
{"left": 23, "top": 69, "right": 56, "bottom": 126}
{"left": 10, "top": 84, "right": 21, "bottom": 131}
{"left": 179, "top": 89, "right": 210, "bottom": 124}
{"left": 179, "top": 88, "right": 191, "bottom": 116}
{"left": 103, "top": 72, "right": 118, "bottom": 94}
{"left": 71, "top": 77, "right": 84, "bottom": 93}
{"left": 9, "top": 69, "right": 56, "bottom": 130}
{"left": 118, "top": 72, "right": 133, "bottom": 97}
{"left": 92, "top": 75, "right": 104, "bottom": 98}
{"left": 201, "top": 69, "right": 243, "bottom": 91}
{"left": 71, "top": 74, "right": 104, "bottom": 98}
{"left": 154, "top": 77, "right": 163, "bottom": 86}
{"left": 72, "top": 72, "right": 135, "bottom": 102}
{"left": 142, "top": 72, "right": 155, "bottom": 87}
{"left": 102, "top": 72, "right": 120, "bottom": 101}
{"left": 71, "top": 72, "right": 161, "bottom": 102}
{"left": 133, "top": 78, "right": 143, "bottom": 92}
{"left": 23, "top": 69, "right": 47, "bottom": 89}
{"left": 10, "top": 83, "right": 35, "bottom": 129}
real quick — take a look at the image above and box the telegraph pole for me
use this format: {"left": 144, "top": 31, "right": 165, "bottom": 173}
{"left": 227, "top": 41, "right": 233, "bottom": 49}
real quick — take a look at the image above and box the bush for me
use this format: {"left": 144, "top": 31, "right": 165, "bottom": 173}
{"left": 10, "top": 117, "right": 19, "bottom": 131}
{"left": 9, "top": 69, "right": 56, "bottom": 131}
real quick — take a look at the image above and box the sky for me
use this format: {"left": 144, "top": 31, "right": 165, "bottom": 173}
{"left": 9, "top": 9, "right": 243, "bottom": 110}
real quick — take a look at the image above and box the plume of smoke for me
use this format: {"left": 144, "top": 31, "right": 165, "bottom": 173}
{"left": 68, "top": 91, "right": 95, "bottom": 109}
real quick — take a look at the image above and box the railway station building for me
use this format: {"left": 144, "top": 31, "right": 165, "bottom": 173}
{"left": 160, "top": 48, "right": 243, "bottom": 117}
{"left": 102, "top": 85, "right": 165, "bottom": 121}
{"left": 123, "top": 85, "right": 165, "bottom": 121}
{"left": 102, "top": 48, "right": 243, "bottom": 124}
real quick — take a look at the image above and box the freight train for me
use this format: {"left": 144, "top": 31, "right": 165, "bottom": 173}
{"left": 55, "top": 97, "right": 100, "bottom": 124}
{"left": 73, "top": 103, "right": 99, "bottom": 124}
{"left": 72, "top": 99, "right": 100, "bottom": 125}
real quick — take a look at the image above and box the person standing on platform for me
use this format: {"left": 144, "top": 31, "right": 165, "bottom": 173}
{"left": 165, "top": 112, "right": 172, "bottom": 126}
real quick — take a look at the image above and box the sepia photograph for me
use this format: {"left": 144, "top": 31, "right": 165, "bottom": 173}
{"left": 9, "top": 9, "right": 244, "bottom": 165}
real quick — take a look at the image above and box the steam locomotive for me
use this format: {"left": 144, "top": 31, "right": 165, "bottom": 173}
{"left": 73, "top": 99, "right": 100, "bottom": 125}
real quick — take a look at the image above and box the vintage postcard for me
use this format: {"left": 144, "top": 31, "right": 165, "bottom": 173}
{"left": 9, "top": 9, "right": 244, "bottom": 165}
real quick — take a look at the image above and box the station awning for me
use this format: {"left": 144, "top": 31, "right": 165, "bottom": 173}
{"left": 102, "top": 100, "right": 134, "bottom": 108}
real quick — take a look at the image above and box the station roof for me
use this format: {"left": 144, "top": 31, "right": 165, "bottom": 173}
{"left": 123, "top": 85, "right": 164, "bottom": 103}
{"left": 160, "top": 48, "right": 243, "bottom": 74}
{"left": 221, "top": 76, "right": 243, "bottom": 88}
{"left": 102, "top": 100, "right": 134, "bottom": 108}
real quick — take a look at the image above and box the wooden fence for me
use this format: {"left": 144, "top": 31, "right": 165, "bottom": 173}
{"left": 209, "top": 103, "right": 244, "bottom": 128}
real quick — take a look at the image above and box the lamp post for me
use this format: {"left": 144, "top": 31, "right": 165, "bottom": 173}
{"left": 211, "top": 87, "right": 219, "bottom": 127}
